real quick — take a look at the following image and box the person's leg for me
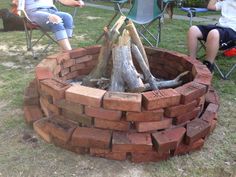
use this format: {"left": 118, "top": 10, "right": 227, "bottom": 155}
{"left": 187, "top": 25, "right": 203, "bottom": 59}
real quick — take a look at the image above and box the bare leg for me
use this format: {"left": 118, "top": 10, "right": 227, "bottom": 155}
{"left": 187, "top": 26, "right": 203, "bottom": 59}
{"left": 205, "top": 29, "right": 220, "bottom": 63}
{"left": 58, "top": 38, "right": 72, "bottom": 51}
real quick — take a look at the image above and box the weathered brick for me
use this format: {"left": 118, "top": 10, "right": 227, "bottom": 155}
{"left": 37, "top": 58, "right": 58, "bottom": 73}
{"left": 61, "top": 109, "right": 92, "bottom": 127}
{"left": 175, "top": 82, "right": 207, "bottom": 104}
{"left": 103, "top": 92, "right": 142, "bottom": 112}
{"left": 70, "top": 63, "right": 86, "bottom": 72}
{"left": 142, "top": 89, "right": 181, "bottom": 110}
{"left": 61, "top": 70, "right": 78, "bottom": 80}
{"left": 46, "top": 116, "right": 77, "bottom": 144}
{"left": 185, "top": 118, "right": 210, "bottom": 145}
{"left": 205, "top": 86, "right": 220, "bottom": 105}
{"left": 85, "top": 106, "right": 122, "bottom": 121}
{"left": 39, "top": 97, "right": 53, "bottom": 117}
{"left": 131, "top": 151, "right": 169, "bottom": 163}
{"left": 24, "top": 105, "right": 43, "bottom": 125}
{"left": 164, "top": 100, "right": 198, "bottom": 117}
{"left": 66, "top": 85, "right": 106, "bottom": 107}
{"left": 24, "top": 81, "right": 39, "bottom": 106}
{"left": 75, "top": 55, "right": 93, "bottom": 64}
{"left": 40, "top": 78, "right": 70, "bottom": 99}
{"left": 55, "top": 52, "right": 70, "bottom": 64}
{"left": 112, "top": 132, "right": 152, "bottom": 152}
{"left": 62, "top": 59, "right": 75, "bottom": 68}
{"left": 174, "top": 139, "right": 204, "bottom": 156}
{"left": 69, "top": 48, "right": 87, "bottom": 59}
{"left": 33, "top": 118, "right": 51, "bottom": 143}
{"left": 59, "top": 67, "right": 70, "bottom": 77}
{"left": 126, "top": 109, "right": 164, "bottom": 122}
{"left": 152, "top": 127, "right": 186, "bottom": 152}
{"left": 40, "top": 97, "right": 61, "bottom": 115}
{"left": 90, "top": 148, "right": 126, "bottom": 161}
{"left": 173, "top": 107, "right": 201, "bottom": 125}
{"left": 71, "top": 127, "right": 112, "bottom": 149}
{"left": 94, "top": 119, "right": 130, "bottom": 131}
{"left": 136, "top": 118, "right": 172, "bottom": 132}
{"left": 85, "top": 45, "right": 101, "bottom": 55}
{"left": 35, "top": 67, "right": 53, "bottom": 81}
{"left": 55, "top": 99, "right": 84, "bottom": 115}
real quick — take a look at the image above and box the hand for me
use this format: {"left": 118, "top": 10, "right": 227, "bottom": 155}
{"left": 47, "top": 14, "right": 63, "bottom": 24}
{"left": 75, "top": 0, "right": 85, "bottom": 7}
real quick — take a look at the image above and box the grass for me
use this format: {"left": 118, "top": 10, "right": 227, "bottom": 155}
{"left": 0, "top": 2, "right": 235, "bottom": 177}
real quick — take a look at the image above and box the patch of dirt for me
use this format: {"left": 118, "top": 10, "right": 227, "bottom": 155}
{"left": 86, "top": 16, "right": 101, "bottom": 20}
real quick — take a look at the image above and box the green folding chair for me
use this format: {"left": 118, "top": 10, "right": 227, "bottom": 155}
{"left": 116, "top": 0, "right": 174, "bottom": 47}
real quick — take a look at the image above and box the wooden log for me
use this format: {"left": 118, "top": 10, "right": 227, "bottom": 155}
{"left": 110, "top": 30, "right": 145, "bottom": 92}
{"left": 82, "top": 16, "right": 126, "bottom": 87}
{"left": 131, "top": 44, "right": 158, "bottom": 90}
{"left": 126, "top": 20, "right": 149, "bottom": 68}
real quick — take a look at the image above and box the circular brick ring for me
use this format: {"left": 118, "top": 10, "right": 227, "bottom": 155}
{"left": 23, "top": 46, "right": 220, "bottom": 163}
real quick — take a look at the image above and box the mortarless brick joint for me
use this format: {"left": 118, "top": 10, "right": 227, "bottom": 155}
{"left": 23, "top": 46, "right": 220, "bottom": 163}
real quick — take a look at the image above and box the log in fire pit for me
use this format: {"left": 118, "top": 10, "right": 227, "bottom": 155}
{"left": 23, "top": 19, "right": 219, "bottom": 163}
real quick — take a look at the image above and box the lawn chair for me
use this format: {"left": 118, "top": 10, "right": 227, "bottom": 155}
{"left": 97, "top": 0, "right": 173, "bottom": 47}
{"left": 118, "top": 0, "right": 174, "bottom": 47}
{"left": 17, "top": 0, "right": 78, "bottom": 59}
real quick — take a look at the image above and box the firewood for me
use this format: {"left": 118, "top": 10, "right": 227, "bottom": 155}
{"left": 126, "top": 20, "right": 149, "bottom": 68}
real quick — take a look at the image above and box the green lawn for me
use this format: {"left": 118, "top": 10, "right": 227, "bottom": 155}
{"left": 0, "top": 2, "right": 235, "bottom": 177}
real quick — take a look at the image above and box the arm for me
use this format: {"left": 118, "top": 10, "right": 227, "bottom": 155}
{"left": 58, "top": 0, "right": 85, "bottom": 7}
{"left": 207, "top": 0, "right": 218, "bottom": 10}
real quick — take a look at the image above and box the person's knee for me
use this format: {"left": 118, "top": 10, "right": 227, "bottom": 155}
{"left": 207, "top": 29, "right": 220, "bottom": 41}
{"left": 188, "top": 26, "right": 202, "bottom": 38}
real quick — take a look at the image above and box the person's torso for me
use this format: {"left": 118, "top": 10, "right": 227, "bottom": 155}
{"left": 25, "top": 0, "right": 55, "bottom": 11}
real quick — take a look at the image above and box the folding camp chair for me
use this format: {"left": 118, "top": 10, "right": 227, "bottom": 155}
{"left": 116, "top": 0, "right": 174, "bottom": 47}
{"left": 17, "top": 0, "right": 78, "bottom": 58}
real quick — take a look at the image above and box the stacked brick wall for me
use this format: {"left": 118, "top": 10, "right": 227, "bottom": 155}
{"left": 23, "top": 46, "right": 219, "bottom": 163}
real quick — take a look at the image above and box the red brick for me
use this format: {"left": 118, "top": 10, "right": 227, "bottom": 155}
{"left": 206, "top": 103, "right": 219, "bottom": 113}
{"left": 94, "top": 119, "right": 130, "bottom": 131}
{"left": 173, "top": 107, "right": 201, "bottom": 125}
{"left": 209, "top": 120, "right": 217, "bottom": 133}
{"left": 85, "top": 45, "right": 101, "bottom": 54}
{"left": 185, "top": 118, "right": 210, "bottom": 144}
{"left": 55, "top": 99, "right": 84, "bottom": 115}
{"left": 24, "top": 81, "right": 39, "bottom": 106}
{"left": 85, "top": 106, "right": 122, "bottom": 121}
{"left": 131, "top": 151, "right": 169, "bottom": 163}
{"left": 24, "top": 105, "right": 43, "bottom": 125}
{"left": 35, "top": 67, "right": 53, "bottom": 81}
{"left": 126, "top": 109, "right": 164, "bottom": 122}
{"left": 200, "top": 109, "right": 216, "bottom": 125}
{"left": 55, "top": 52, "right": 70, "bottom": 64}
{"left": 90, "top": 148, "right": 126, "bottom": 161}
{"left": 53, "top": 65, "right": 62, "bottom": 75}
{"left": 112, "top": 132, "right": 152, "bottom": 152}
{"left": 205, "top": 86, "right": 220, "bottom": 105}
{"left": 142, "top": 89, "right": 181, "bottom": 110}
{"left": 103, "top": 92, "right": 142, "bottom": 112}
{"left": 71, "top": 127, "right": 112, "bottom": 149}
{"left": 69, "top": 48, "right": 87, "bottom": 59}
{"left": 33, "top": 118, "right": 51, "bottom": 143}
{"left": 39, "top": 97, "right": 52, "bottom": 117}
{"left": 37, "top": 58, "right": 58, "bottom": 73}
{"left": 40, "top": 78, "right": 70, "bottom": 99}
{"left": 194, "top": 73, "right": 212, "bottom": 86}
{"left": 61, "top": 109, "right": 92, "bottom": 127}
{"left": 174, "top": 139, "right": 204, "bottom": 156}
{"left": 175, "top": 82, "right": 207, "bottom": 104}
{"left": 61, "top": 70, "right": 78, "bottom": 80}
{"left": 46, "top": 116, "right": 77, "bottom": 144}
{"left": 66, "top": 85, "right": 106, "bottom": 107}
{"left": 39, "top": 97, "right": 61, "bottom": 115}
{"left": 75, "top": 55, "right": 93, "bottom": 64}
{"left": 62, "top": 59, "right": 75, "bottom": 68}
{"left": 136, "top": 118, "right": 172, "bottom": 132}
{"left": 70, "top": 63, "right": 86, "bottom": 72}
{"left": 164, "top": 100, "right": 198, "bottom": 117}
{"left": 152, "top": 127, "right": 186, "bottom": 152}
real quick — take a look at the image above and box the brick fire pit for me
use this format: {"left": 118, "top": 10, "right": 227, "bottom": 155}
{"left": 23, "top": 45, "right": 220, "bottom": 163}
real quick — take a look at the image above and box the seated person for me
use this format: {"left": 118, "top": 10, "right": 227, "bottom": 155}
{"left": 20, "top": 0, "right": 85, "bottom": 51}
{"left": 187, "top": 0, "right": 236, "bottom": 72}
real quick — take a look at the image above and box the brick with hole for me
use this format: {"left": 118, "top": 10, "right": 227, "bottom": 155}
{"left": 173, "top": 107, "right": 201, "bottom": 125}
{"left": 40, "top": 78, "right": 70, "bottom": 99}
{"left": 85, "top": 106, "right": 122, "bottom": 121}
{"left": 173, "top": 138, "right": 204, "bottom": 156}
{"left": 71, "top": 127, "right": 112, "bottom": 149}
{"left": 94, "top": 119, "right": 130, "bottom": 131}
{"left": 152, "top": 127, "right": 186, "bottom": 153}
{"left": 126, "top": 109, "right": 164, "bottom": 122}
{"left": 90, "top": 148, "right": 127, "bottom": 161}
{"left": 66, "top": 85, "right": 106, "bottom": 107}
{"left": 112, "top": 132, "right": 152, "bottom": 152}
{"left": 175, "top": 81, "right": 207, "bottom": 104}
{"left": 33, "top": 118, "right": 51, "bottom": 143}
{"left": 103, "top": 92, "right": 142, "bottom": 112}
{"left": 142, "top": 89, "right": 181, "bottom": 110}
{"left": 24, "top": 105, "right": 43, "bottom": 125}
{"left": 136, "top": 118, "right": 172, "bottom": 132}
{"left": 131, "top": 151, "right": 169, "bottom": 163}
{"left": 164, "top": 100, "right": 198, "bottom": 117}
{"left": 185, "top": 118, "right": 210, "bottom": 145}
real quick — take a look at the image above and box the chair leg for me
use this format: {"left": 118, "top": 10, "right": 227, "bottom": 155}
{"left": 214, "top": 62, "right": 236, "bottom": 80}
